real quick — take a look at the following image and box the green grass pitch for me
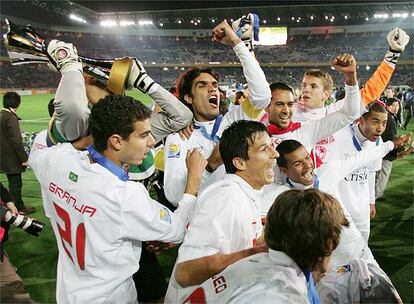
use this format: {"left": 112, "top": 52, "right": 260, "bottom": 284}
{"left": 1, "top": 94, "right": 413, "bottom": 303}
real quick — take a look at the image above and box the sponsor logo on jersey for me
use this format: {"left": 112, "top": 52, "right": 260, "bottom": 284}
{"left": 69, "top": 171, "right": 78, "bottom": 183}
{"left": 168, "top": 143, "right": 180, "bottom": 158}
{"left": 344, "top": 170, "right": 368, "bottom": 183}
{"left": 159, "top": 207, "right": 171, "bottom": 223}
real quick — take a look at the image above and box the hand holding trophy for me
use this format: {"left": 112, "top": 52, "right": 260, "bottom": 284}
{"left": 3, "top": 19, "right": 134, "bottom": 95}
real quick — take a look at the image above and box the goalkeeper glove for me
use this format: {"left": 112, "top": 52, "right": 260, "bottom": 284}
{"left": 384, "top": 28, "right": 410, "bottom": 66}
{"left": 231, "top": 13, "right": 260, "bottom": 52}
{"left": 127, "top": 58, "right": 156, "bottom": 93}
{"left": 46, "top": 40, "right": 82, "bottom": 74}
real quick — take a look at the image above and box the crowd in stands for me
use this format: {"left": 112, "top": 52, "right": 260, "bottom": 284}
{"left": 1, "top": 27, "right": 413, "bottom": 89}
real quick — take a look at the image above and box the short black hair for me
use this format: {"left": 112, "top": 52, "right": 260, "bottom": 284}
{"left": 3, "top": 92, "right": 21, "bottom": 108}
{"left": 89, "top": 95, "right": 152, "bottom": 152}
{"left": 219, "top": 120, "right": 267, "bottom": 174}
{"left": 276, "top": 139, "right": 304, "bottom": 168}
{"left": 269, "top": 82, "right": 294, "bottom": 94}
{"left": 362, "top": 101, "right": 387, "bottom": 118}
{"left": 176, "top": 67, "right": 219, "bottom": 111}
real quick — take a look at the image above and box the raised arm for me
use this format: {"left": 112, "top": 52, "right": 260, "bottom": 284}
{"left": 361, "top": 28, "right": 410, "bottom": 107}
{"left": 127, "top": 59, "right": 193, "bottom": 143}
{"left": 212, "top": 18, "right": 271, "bottom": 113}
{"left": 47, "top": 40, "right": 90, "bottom": 142}
{"left": 299, "top": 54, "right": 362, "bottom": 147}
{"left": 328, "top": 28, "right": 410, "bottom": 115}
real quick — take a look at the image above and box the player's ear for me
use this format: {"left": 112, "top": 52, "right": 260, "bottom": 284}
{"left": 232, "top": 157, "right": 246, "bottom": 171}
{"left": 108, "top": 134, "right": 123, "bottom": 151}
{"left": 184, "top": 94, "right": 193, "bottom": 105}
{"left": 323, "top": 89, "right": 331, "bottom": 101}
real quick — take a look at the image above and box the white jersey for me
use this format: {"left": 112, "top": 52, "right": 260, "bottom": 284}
{"left": 266, "top": 84, "right": 362, "bottom": 183}
{"left": 184, "top": 250, "right": 309, "bottom": 304}
{"left": 28, "top": 139, "right": 196, "bottom": 304}
{"left": 164, "top": 125, "right": 216, "bottom": 206}
{"left": 336, "top": 124, "right": 382, "bottom": 240}
{"left": 293, "top": 98, "right": 347, "bottom": 123}
{"left": 259, "top": 141, "right": 393, "bottom": 270}
{"left": 164, "top": 41, "right": 271, "bottom": 206}
{"left": 165, "top": 174, "right": 263, "bottom": 303}
{"left": 269, "top": 84, "right": 361, "bottom": 152}
{"left": 293, "top": 97, "right": 367, "bottom": 170}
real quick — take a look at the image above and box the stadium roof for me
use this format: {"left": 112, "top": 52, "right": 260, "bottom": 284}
{"left": 1, "top": 0, "right": 413, "bottom": 29}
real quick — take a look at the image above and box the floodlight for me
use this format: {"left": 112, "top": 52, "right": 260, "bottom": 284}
{"left": 70, "top": 14, "right": 87, "bottom": 24}
{"left": 100, "top": 20, "right": 117, "bottom": 27}
{"left": 120, "top": 20, "right": 135, "bottom": 27}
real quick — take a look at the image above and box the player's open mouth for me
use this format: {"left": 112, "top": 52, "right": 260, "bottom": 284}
{"left": 279, "top": 115, "right": 290, "bottom": 123}
{"left": 208, "top": 96, "right": 219, "bottom": 106}
{"left": 302, "top": 169, "right": 313, "bottom": 183}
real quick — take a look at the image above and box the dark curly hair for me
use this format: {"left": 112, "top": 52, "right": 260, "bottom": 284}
{"left": 219, "top": 120, "right": 267, "bottom": 174}
{"left": 89, "top": 95, "right": 151, "bottom": 152}
{"left": 3, "top": 91, "right": 21, "bottom": 108}
{"left": 265, "top": 189, "right": 348, "bottom": 271}
{"left": 176, "top": 67, "right": 220, "bottom": 112}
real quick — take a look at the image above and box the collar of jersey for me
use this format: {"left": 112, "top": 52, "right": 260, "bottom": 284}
{"left": 304, "top": 105, "right": 326, "bottom": 116}
{"left": 87, "top": 145, "right": 129, "bottom": 181}
{"left": 224, "top": 173, "right": 263, "bottom": 201}
{"left": 286, "top": 178, "right": 314, "bottom": 190}
{"left": 353, "top": 124, "right": 369, "bottom": 145}
{"left": 267, "top": 250, "right": 303, "bottom": 273}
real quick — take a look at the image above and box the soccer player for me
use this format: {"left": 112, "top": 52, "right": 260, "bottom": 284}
{"left": 163, "top": 17, "right": 271, "bottom": 205}
{"left": 184, "top": 189, "right": 347, "bottom": 304}
{"left": 294, "top": 27, "right": 410, "bottom": 168}
{"left": 260, "top": 52, "right": 361, "bottom": 184}
{"left": 28, "top": 95, "right": 207, "bottom": 303}
{"left": 268, "top": 139, "right": 407, "bottom": 270}
{"left": 335, "top": 102, "right": 411, "bottom": 240}
{"left": 44, "top": 39, "right": 193, "bottom": 146}
{"left": 165, "top": 120, "right": 278, "bottom": 303}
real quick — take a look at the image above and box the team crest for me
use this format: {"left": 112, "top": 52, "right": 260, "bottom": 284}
{"left": 335, "top": 264, "right": 351, "bottom": 273}
{"left": 159, "top": 207, "right": 171, "bottom": 223}
{"left": 168, "top": 143, "right": 180, "bottom": 158}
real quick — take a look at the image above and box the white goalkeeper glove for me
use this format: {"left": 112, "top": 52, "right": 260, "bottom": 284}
{"left": 384, "top": 28, "right": 410, "bottom": 66}
{"left": 46, "top": 40, "right": 82, "bottom": 74}
{"left": 231, "top": 13, "right": 260, "bottom": 52}
{"left": 127, "top": 58, "right": 156, "bottom": 93}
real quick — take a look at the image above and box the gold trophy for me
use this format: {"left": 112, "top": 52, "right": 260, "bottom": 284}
{"left": 3, "top": 19, "right": 133, "bottom": 95}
